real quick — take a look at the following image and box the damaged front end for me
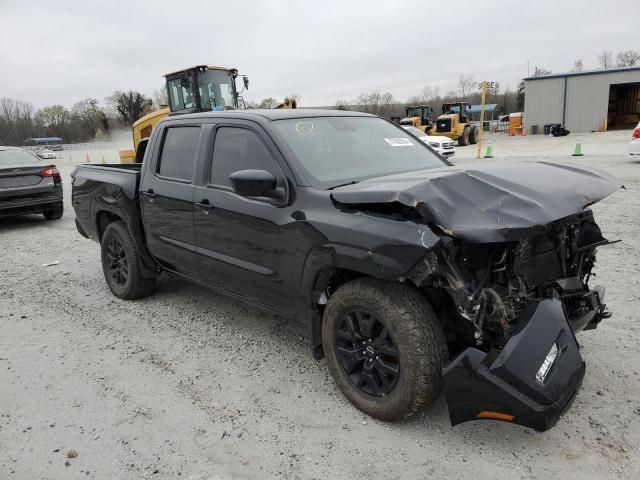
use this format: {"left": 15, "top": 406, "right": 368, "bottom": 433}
{"left": 406, "top": 210, "right": 614, "bottom": 431}
{"left": 331, "top": 161, "right": 621, "bottom": 430}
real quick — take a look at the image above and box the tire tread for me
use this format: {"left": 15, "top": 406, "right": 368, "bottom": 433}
{"left": 101, "top": 221, "right": 156, "bottom": 300}
{"left": 323, "top": 277, "right": 448, "bottom": 421}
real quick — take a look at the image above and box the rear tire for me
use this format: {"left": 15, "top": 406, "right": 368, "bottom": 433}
{"left": 43, "top": 205, "right": 63, "bottom": 220}
{"left": 458, "top": 127, "right": 469, "bottom": 146}
{"left": 322, "top": 278, "right": 448, "bottom": 421}
{"left": 101, "top": 221, "right": 156, "bottom": 299}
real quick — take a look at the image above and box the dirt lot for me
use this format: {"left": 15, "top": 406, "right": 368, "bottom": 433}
{"left": 1, "top": 131, "right": 639, "bottom": 479}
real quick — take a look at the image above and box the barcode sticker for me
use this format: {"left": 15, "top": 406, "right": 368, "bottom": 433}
{"left": 384, "top": 138, "right": 414, "bottom": 147}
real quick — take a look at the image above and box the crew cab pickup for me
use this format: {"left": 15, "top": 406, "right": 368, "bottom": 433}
{"left": 71, "top": 109, "right": 620, "bottom": 431}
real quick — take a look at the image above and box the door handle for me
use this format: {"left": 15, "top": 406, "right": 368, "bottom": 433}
{"left": 195, "top": 200, "right": 214, "bottom": 211}
{"left": 141, "top": 189, "right": 157, "bottom": 198}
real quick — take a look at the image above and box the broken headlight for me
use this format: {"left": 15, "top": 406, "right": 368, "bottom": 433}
{"left": 536, "top": 343, "right": 559, "bottom": 383}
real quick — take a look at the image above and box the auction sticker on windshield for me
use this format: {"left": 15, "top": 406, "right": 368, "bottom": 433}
{"left": 384, "top": 138, "right": 414, "bottom": 147}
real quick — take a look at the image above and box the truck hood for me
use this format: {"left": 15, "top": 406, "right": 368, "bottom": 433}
{"left": 330, "top": 161, "right": 621, "bottom": 242}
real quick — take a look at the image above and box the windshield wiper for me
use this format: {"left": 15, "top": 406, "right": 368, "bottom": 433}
{"left": 328, "top": 180, "right": 360, "bottom": 190}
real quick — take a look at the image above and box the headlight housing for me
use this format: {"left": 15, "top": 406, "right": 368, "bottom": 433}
{"left": 536, "top": 343, "right": 559, "bottom": 383}
{"left": 429, "top": 142, "right": 440, "bottom": 148}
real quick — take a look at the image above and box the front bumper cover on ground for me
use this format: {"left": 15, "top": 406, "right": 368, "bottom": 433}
{"left": 442, "top": 293, "right": 606, "bottom": 431}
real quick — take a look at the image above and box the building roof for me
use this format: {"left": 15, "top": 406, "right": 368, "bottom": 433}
{"left": 524, "top": 65, "right": 640, "bottom": 81}
{"left": 450, "top": 104, "right": 499, "bottom": 113}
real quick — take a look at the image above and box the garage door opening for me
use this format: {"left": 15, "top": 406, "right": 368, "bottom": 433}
{"left": 607, "top": 82, "right": 640, "bottom": 130}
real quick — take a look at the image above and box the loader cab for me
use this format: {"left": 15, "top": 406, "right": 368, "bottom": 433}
{"left": 399, "top": 105, "right": 433, "bottom": 131}
{"left": 164, "top": 65, "right": 249, "bottom": 115}
{"left": 442, "top": 102, "right": 469, "bottom": 124}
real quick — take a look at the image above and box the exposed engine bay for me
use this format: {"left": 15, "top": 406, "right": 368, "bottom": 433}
{"left": 407, "top": 209, "right": 614, "bottom": 354}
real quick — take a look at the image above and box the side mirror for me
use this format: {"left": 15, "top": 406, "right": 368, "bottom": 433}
{"left": 229, "top": 169, "right": 283, "bottom": 199}
{"left": 243, "top": 76, "right": 249, "bottom": 90}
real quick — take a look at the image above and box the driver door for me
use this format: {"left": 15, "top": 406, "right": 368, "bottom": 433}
{"left": 193, "top": 122, "right": 298, "bottom": 314}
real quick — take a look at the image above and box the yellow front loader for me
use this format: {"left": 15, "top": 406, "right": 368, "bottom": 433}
{"left": 119, "top": 65, "right": 300, "bottom": 163}
{"left": 430, "top": 102, "right": 478, "bottom": 146}
{"left": 119, "top": 65, "right": 249, "bottom": 163}
{"left": 398, "top": 105, "right": 434, "bottom": 133}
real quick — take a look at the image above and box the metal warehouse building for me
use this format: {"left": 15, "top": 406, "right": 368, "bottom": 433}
{"left": 524, "top": 66, "right": 640, "bottom": 134}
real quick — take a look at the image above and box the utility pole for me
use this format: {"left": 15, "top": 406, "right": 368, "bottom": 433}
{"left": 476, "top": 81, "right": 487, "bottom": 159}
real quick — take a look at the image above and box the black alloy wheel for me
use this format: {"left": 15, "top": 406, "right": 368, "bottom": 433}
{"left": 335, "top": 310, "right": 400, "bottom": 397}
{"left": 105, "top": 237, "right": 129, "bottom": 286}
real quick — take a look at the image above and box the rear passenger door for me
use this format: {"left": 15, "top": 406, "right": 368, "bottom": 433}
{"left": 193, "top": 122, "right": 298, "bottom": 314}
{"left": 140, "top": 124, "right": 201, "bottom": 279}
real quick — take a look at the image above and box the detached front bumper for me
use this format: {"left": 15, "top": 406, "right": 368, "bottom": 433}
{"left": 443, "top": 291, "right": 607, "bottom": 431}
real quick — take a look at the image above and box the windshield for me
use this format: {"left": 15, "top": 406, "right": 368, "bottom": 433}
{"left": 198, "top": 69, "right": 236, "bottom": 110}
{"left": 0, "top": 149, "right": 40, "bottom": 166}
{"left": 272, "top": 117, "right": 447, "bottom": 189}
{"left": 406, "top": 107, "right": 422, "bottom": 117}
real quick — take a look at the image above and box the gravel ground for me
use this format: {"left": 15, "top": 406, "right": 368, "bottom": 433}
{"left": 1, "top": 131, "right": 639, "bottom": 479}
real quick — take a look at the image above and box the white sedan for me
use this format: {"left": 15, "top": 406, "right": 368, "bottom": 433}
{"left": 35, "top": 148, "right": 57, "bottom": 160}
{"left": 402, "top": 126, "right": 455, "bottom": 158}
{"left": 630, "top": 121, "right": 640, "bottom": 155}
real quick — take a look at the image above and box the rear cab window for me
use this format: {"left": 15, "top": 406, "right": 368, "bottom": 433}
{"left": 157, "top": 126, "right": 202, "bottom": 182}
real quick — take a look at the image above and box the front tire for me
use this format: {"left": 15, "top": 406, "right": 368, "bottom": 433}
{"left": 100, "top": 221, "right": 156, "bottom": 300}
{"left": 458, "top": 127, "right": 469, "bottom": 146}
{"left": 322, "top": 278, "right": 447, "bottom": 421}
{"left": 469, "top": 126, "right": 478, "bottom": 144}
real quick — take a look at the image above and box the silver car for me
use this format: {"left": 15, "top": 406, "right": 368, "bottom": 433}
{"left": 34, "top": 147, "right": 57, "bottom": 160}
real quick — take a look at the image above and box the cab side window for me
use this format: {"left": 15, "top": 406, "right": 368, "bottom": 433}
{"left": 210, "top": 127, "right": 278, "bottom": 187}
{"left": 157, "top": 126, "right": 201, "bottom": 181}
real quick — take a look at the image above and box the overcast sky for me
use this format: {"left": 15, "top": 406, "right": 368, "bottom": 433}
{"left": 0, "top": 0, "right": 638, "bottom": 109}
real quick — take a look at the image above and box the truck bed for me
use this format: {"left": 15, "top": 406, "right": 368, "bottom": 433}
{"left": 71, "top": 163, "right": 142, "bottom": 241}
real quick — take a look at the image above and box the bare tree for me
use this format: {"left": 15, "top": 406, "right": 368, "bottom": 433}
{"left": 406, "top": 86, "right": 435, "bottom": 105}
{"left": 598, "top": 50, "right": 614, "bottom": 69}
{"left": 533, "top": 66, "right": 552, "bottom": 77}
{"left": 342, "top": 90, "right": 399, "bottom": 117}
{"left": 572, "top": 59, "right": 584, "bottom": 72}
{"left": 516, "top": 80, "right": 525, "bottom": 111}
{"left": 106, "top": 91, "right": 152, "bottom": 125}
{"left": 34, "top": 105, "right": 69, "bottom": 128}
{"left": 456, "top": 74, "right": 476, "bottom": 100}
{"left": 616, "top": 49, "right": 640, "bottom": 67}
{"left": 257, "top": 97, "right": 277, "bottom": 109}
{"left": 0, "top": 98, "right": 36, "bottom": 145}
{"left": 71, "top": 98, "right": 108, "bottom": 138}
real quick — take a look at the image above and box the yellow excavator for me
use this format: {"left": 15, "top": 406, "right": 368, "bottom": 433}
{"left": 119, "top": 65, "right": 297, "bottom": 163}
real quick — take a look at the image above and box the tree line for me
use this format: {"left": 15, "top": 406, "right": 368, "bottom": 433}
{"left": 332, "top": 74, "right": 521, "bottom": 119}
{"left": 0, "top": 91, "right": 156, "bottom": 146}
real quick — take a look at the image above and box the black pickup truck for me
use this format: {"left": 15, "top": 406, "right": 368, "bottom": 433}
{"left": 71, "top": 109, "right": 620, "bottom": 431}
